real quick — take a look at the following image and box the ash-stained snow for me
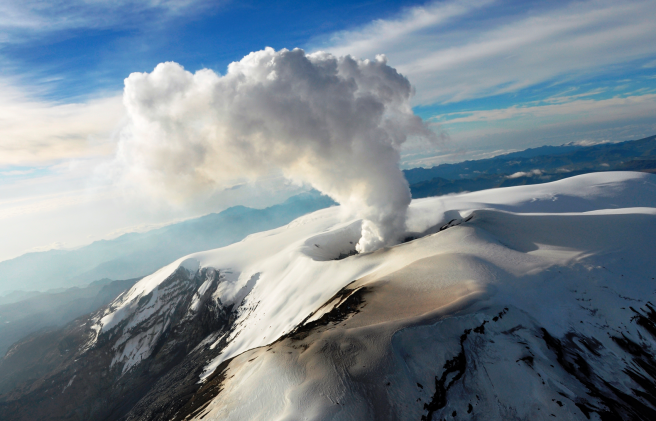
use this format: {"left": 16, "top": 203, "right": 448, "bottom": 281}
{"left": 186, "top": 172, "right": 656, "bottom": 421}
{"left": 83, "top": 172, "right": 656, "bottom": 418}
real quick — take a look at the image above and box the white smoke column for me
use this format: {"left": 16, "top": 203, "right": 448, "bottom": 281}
{"left": 117, "top": 47, "right": 435, "bottom": 252}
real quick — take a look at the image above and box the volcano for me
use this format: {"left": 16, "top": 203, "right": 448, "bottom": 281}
{"left": 2, "top": 171, "right": 656, "bottom": 421}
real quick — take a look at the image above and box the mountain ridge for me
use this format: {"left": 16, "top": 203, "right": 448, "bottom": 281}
{"left": 404, "top": 134, "right": 656, "bottom": 185}
{"left": 0, "top": 191, "right": 336, "bottom": 294}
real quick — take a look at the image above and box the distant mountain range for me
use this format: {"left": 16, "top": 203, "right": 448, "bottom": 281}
{"left": 0, "top": 278, "right": 138, "bottom": 357}
{"left": 406, "top": 134, "right": 656, "bottom": 198}
{"left": 0, "top": 192, "right": 335, "bottom": 295}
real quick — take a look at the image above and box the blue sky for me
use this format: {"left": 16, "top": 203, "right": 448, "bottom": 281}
{"left": 2, "top": 0, "right": 416, "bottom": 100}
{"left": 1, "top": 0, "right": 655, "bottom": 262}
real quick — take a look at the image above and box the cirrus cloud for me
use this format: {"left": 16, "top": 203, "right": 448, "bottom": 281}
{"left": 322, "top": 0, "right": 656, "bottom": 105}
{"left": 0, "top": 81, "right": 124, "bottom": 167}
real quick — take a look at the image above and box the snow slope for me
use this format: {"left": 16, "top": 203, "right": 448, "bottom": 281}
{"left": 91, "top": 171, "right": 656, "bottom": 420}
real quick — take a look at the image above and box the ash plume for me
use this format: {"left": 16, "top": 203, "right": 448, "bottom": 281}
{"left": 116, "top": 47, "right": 435, "bottom": 252}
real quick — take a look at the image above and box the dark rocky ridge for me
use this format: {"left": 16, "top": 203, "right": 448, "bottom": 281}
{"left": 0, "top": 267, "right": 236, "bottom": 421}
{"left": 0, "top": 278, "right": 139, "bottom": 369}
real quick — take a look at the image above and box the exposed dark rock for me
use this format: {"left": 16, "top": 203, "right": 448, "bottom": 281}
{"left": 284, "top": 282, "right": 368, "bottom": 342}
{"left": 538, "top": 309, "right": 656, "bottom": 421}
{"left": 0, "top": 267, "right": 236, "bottom": 421}
{"left": 421, "top": 308, "right": 508, "bottom": 421}
{"left": 0, "top": 278, "right": 139, "bottom": 359}
{"left": 335, "top": 250, "right": 359, "bottom": 260}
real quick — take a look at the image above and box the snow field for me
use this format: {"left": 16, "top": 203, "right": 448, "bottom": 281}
{"left": 88, "top": 172, "right": 656, "bottom": 419}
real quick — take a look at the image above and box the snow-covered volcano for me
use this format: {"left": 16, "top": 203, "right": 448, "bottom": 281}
{"left": 2, "top": 171, "right": 656, "bottom": 421}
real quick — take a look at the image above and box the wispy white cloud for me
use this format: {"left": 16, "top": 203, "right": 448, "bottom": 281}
{"left": 325, "top": 0, "right": 494, "bottom": 61}
{"left": 25, "top": 241, "right": 68, "bottom": 253}
{"left": 0, "top": 169, "right": 35, "bottom": 176}
{"left": 400, "top": 92, "right": 656, "bottom": 168}
{"left": 0, "top": 0, "right": 218, "bottom": 42}
{"left": 643, "top": 59, "right": 656, "bottom": 68}
{"left": 322, "top": 0, "right": 656, "bottom": 105}
{"left": 0, "top": 186, "right": 111, "bottom": 220}
{"left": 433, "top": 94, "right": 656, "bottom": 124}
{"left": 506, "top": 169, "right": 543, "bottom": 179}
{"left": 539, "top": 88, "right": 608, "bottom": 105}
{"left": 572, "top": 139, "right": 617, "bottom": 147}
{"left": 0, "top": 80, "right": 124, "bottom": 167}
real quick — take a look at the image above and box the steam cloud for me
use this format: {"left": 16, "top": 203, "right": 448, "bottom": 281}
{"left": 117, "top": 47, "right": 435, "bottom": 252}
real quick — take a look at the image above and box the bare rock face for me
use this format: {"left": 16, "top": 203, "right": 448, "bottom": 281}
{"left": 0, "top": 266, "right": 236, "bottom": 421}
